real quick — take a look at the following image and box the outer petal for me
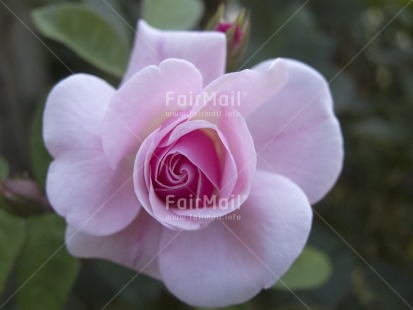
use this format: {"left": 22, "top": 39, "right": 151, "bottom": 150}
{"left": 247, "top": 59, "right": 344, "bottom": 203}
{"left": 43, "top": 74, "right": 115, "bottom": 158}
{"left": 47, "top": 151, "right": 140, "bottom": 236}
{"left": 102, "top": 59, "right": 203, "bottom": 168}
{"left": 66, "top": 211, "right": 163, "bottom": 279}
{"left": 123, "top": 20, "right": 226, "bottom": 85}
{"left": 210, "top": 106, "right": 256, "bottom": 200}
{"left": 200, "top": 58, "right": 288, "bottom": 118}
{"left": 158, "top": 171, "right": 312, "bottom": 307}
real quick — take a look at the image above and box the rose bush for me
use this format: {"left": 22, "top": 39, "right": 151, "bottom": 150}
{"left": 43, "top": 20, "right": 343, "bottom": 307}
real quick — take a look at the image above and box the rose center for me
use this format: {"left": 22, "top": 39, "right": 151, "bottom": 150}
{"left": 150, "top": 151, "right": 215, "bottom": 209}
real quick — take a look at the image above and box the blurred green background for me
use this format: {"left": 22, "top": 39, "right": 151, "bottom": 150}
{"left": 1, "top": 0, "right": 413, "bottom": 309}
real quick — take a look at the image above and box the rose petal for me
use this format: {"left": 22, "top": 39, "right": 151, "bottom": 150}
{"left": 66, "top": 211, "right": 162, "bottom": 279}
{"left": 47, "top": 151, "right": 140, "bottom": 236}
{"left": 102, "top": 59, "right": 203, "bottom": 169}
{"left": 213, "top": 106, "right": 256, "bottom": 199}
{"left": 167, "top": 129, "right": 220, "bottom": 189}
{"left": 134, "top": 112, "right": 191, "bottom": 218}
{"left": 135, "top": 118, "right": 241, "bottom": 229}
{"left": 134, "top": 116, "right": 209, "bottom": 231}
{"left": 149, "top": 186, "right": 209, "bottom": 230}
{"left": 247, "top": 59, "right": 344, "bottom": 203}
{"left": 123, "top": 20, "right": 226, "bottom": 84}
{"left": 189, "top": 104, "right": 256, "bottom": 207}
{"left": 158, "top": 171, "right": 312, "bottom": 307}
{"left": 166, "top": 120, "right": 238, "bottom": 201}
{"left": 199, "top": 58, "right": 288, "bottom": 118}
{"left": 43, "top": 74, "right": 115, "bottom": 158}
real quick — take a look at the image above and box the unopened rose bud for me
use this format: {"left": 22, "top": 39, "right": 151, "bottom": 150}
{"left": 0, "top": 178, "right": 51, "bottom": 216}
{"left": 216, "top": 22, "right": 243, "bottom": 47}
{"left": 206, "top": 4, "right": 251, "bottom": 71}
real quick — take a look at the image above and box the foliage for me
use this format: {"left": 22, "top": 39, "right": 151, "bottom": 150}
{"left": 274, "top": 246, "right": 332, "bottom": 291}
{"left": 0, "top": 210, "right": 26, "bottom": 295}
{"left": 16, "top": 214, "right": 80, "bottom": 310}
{"left": 32, "top": 3, "right": 130, "bottom": 77}
{"left": 141, "top": 0, "right": 204, "bottom": 30}
{"left": 0, "top": 157, "right": 9, "bottom": 181}
{"left": 30, "top": 101, "right": 52, "bottom": 188}
{"left": 0, "top": 211, "right": 79, "bottom": 309}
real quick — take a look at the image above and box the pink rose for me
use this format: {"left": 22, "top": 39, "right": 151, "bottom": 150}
{"left": 44, "top": 21, "right": 343, "bottom": 307}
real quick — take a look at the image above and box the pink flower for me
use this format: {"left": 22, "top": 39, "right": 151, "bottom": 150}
{"left": 43, "top": 20, "right": 343, "bottom": 307}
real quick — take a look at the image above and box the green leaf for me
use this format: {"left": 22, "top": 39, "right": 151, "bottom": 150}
{"left": 32, "top": 3, "right": 129, "bottom": 77}
{"left": 95, "top": 261, "right": 164, "bottom": 308}
{"left": 16, "top": 214, "right": 80, "bottom": 310}
{"left": 82, "top": 0, "right": 130, "bottom": 44}
{"left": 0, "top": 210, "right": 26, "bottom": 295}
{"left": 142, "top": 0, "right": 204, "bottom": 30}
{"left": 0, "top": 155, "right": 9, "bottom": 180}
{"left": 274, "top": 245, "right": 332, "bottom": 291}
{"left": 30, "top": 101, "right": 52, "bottom": 189}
